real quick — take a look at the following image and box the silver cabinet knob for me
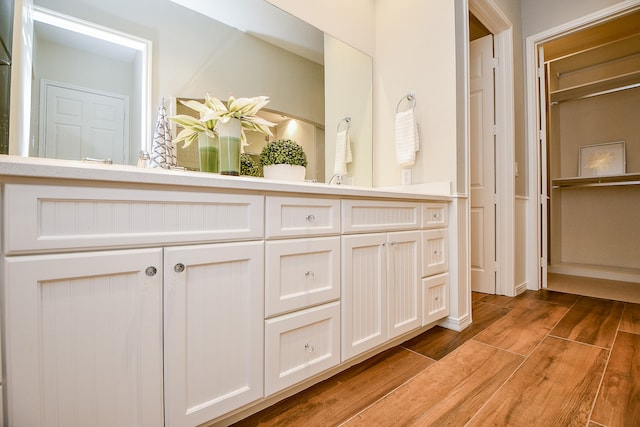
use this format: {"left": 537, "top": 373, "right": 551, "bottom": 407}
{"left": 305, "top": 271, "right": 315, "bottom": 278}
{"left": 174, "top": 263, "right": 185, "bottom": 273}
{"left": 145, "top": 266, "right": 157, "bottom": 277}
{"left": 305, "top": 214, "right": 316, "bottom": 222}
{"left": 305, "top": 343, "right": 315, "bottom": 353}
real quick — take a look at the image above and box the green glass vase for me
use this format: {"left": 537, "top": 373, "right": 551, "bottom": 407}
{"left": 197, "top": 133, "right": 219, "bottom": 173}
{"left": 217, "top": 118, "right": 241, "bottom": 176}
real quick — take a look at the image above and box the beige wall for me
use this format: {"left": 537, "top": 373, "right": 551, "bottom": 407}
{"left": 324, "top": 34, "right": 373, "bottom": 187}
{"left": 265, "top": 0, "right": 375, "bottom": 57}
{"left": 374, "top": 0, "right": 459, "bottom": 189}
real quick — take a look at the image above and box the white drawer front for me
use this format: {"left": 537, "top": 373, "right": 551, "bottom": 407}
{"left": 4, "top": 184, "right": 264, "bottom": 253}
{"left": 422, "top": 203, "right": 448, "bottom": 229}
{"left": 342, "top": 200, "right": 421, "bottom": 233}
{"left": 265, "top": 237, "right": 340, "bottom": 317}
{"left": 266, "top": 196, "right": 340, "bottom": 238}
{"left": 423, "top": 229, "right": 449, "bottom": 276}
{"left": 423, "top": 273, "right": 450, "bottom": 325}
{"left": 265, "top": 302, "right": 340, "bottom": 396}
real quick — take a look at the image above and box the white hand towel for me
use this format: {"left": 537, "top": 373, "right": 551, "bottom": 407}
{"left": 334, "top": 129, "right": 352, "bottom": 175}
{"left": 395, "top": 109, "right": 419, "bottom": 167}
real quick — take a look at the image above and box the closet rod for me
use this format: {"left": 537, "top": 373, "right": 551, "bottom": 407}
{"left": 551, "top": 82, "right": 640, "bottom": 105}
{"left": 553, "top": 180, "right": 640, "bottom": 189}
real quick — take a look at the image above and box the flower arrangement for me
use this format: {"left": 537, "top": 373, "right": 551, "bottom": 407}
{"left": 259, "top": 139, "right": 308, "bottom": 167}
{"left": 170, "top": 94, "right": 275, "bottom": 148}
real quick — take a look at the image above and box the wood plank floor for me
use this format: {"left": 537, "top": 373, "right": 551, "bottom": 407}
{"left": 232, "top": 289, "right": 640, "bottom": 427}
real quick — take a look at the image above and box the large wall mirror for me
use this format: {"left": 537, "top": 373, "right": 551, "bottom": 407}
{"left": 14, "top": 0, "right": 373, "bottom": 186}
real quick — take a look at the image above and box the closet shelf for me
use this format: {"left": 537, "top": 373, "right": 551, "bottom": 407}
{"left": 552, "top": 173, "right": 640, "bottom": 188}
{"left": 549, "top": 70, "right": 640, "bottom": 103}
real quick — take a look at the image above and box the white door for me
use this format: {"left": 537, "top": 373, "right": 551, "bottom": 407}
{"left": 163, "top": 242, "right": 264, "bottom": 427}
{"left": 470, "top": 34, "right": 497, "bottom": 294}
{"left": 4, "top": 249, "right": 164, "bottom": 427}
{"left": 387, "top": 230, "right": 422, "bottom": 339}
{"left": 341, "top": 233, "right": 388, "bottom": 361}
{"left": 41, "top": 80, "right": 129, "bottom": 163}
{"left": 538, "top": 46, "right": 549, "bottom": 289}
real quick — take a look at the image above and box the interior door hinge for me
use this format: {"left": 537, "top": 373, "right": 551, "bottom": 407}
{"left": 492, "top": 57, "right": 499, "bottom": 69}
{"left": 493, "top": 125, "right": 498, "bottom": 136}
{"left": 493, "top": 193, "right": 498, "bottom": 204}
{"left": 494, "top": 261, "right": 499, "bottom": 272}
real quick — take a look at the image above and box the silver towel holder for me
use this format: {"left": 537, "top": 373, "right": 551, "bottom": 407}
{"left": 337, "top": 116, "right": 351, "bottom": 132}
{"left": 396, "top": 92, "right": 416, "bottom": 113}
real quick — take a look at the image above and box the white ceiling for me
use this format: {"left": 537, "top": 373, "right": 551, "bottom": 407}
{"left": 168, "top": 0, "right": 324, "bottom": 64}
{"left": 34, "top": 20, "right": 138, "bottom": 64}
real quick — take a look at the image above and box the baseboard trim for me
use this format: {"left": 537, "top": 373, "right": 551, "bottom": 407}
{"left": 515, "top": 281, "right": 528, "bottom": 294}
{"left": 439, "top": 313, "right": 471, "bottom": 332}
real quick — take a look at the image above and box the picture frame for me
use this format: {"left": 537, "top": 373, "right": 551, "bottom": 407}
{"left": 578, "top": 141, "right": 626, "bottom": 177}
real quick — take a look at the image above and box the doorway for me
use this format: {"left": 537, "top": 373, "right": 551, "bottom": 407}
{"left": 526, "top": 1, "right": 640, "bottom": 292}
{"left": 469, "top": 20, "right": 496, "bottom": 294}
{"left": 467, "top": 0, "right": 516, "bottom": 296}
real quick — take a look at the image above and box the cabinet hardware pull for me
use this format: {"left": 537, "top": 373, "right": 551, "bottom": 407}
{"left": 174, "top": 263, "right": 185, "bottom": 273}
{"left": 305, "top": 271, "right": 315, "bottom": 278}
{"left": 145, "top": 266, "right": 157, "bottom": 277}
{"left": 305, "top": 343, "right": 315, "bottom": 352}
{"left": 305, "top": 214, "right": 316, "bottom": 222}
{"left": 435, "top": 296, "right": 439, "bottom": 301}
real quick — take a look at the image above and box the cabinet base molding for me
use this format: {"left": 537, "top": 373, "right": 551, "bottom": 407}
{"left": 205, "top": 322, "right": 445, "bottom": 426}
{"left": 438, "top": 313, "right": 471, "bottom": 332}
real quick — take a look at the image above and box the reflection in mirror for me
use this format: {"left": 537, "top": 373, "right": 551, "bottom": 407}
{"left": 19, "top": 0, "right": 372, "bottom": 186}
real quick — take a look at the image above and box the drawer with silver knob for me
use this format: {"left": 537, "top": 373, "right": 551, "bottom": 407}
{"left": 264, "top": 301, "right": 340, "bottom": 396}
{"left": 422, "top": 229, "right": 449, "bottom": 277}
{"left": 265, "top": 237, "right": 340, "bottom": 317}
{"left": 265, "top": 196, "right": 340, "bottom": 238}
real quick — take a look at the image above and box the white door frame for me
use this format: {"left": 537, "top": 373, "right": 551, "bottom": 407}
{"left": 469, "top": 0, "right": 515, "bottom": 296}
{"left": 524, "top": 0, "right": 640, "bottom": 291}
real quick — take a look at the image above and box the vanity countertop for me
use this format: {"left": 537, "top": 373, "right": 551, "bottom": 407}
{"left": 0, "top": 155, "right": 451, "bottom": 201}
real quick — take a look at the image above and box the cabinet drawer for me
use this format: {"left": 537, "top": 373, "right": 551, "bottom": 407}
{"left": 265, "top": 237, "right": 340, "bottom": 317}
{"left": 423, "top": 273, "right": 449, "bottom": 325}
{"left": 423, "top": 229, "right": 449, "bottom": 276}
{"left": 342, "top": 200, "right": 421, "bottom": 233}
{"left": 422, "top": 203, "right": 448, "bottom": 229}
{"left": 265, "top": 302, "right": 340, "bottom": 396}
{"left": 266, "top": 196, "right": 340, "bottom": 238}
{"left": 4, "top": 184, "right": 263, "bottom": 254}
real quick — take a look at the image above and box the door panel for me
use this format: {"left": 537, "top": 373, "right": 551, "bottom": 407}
{"left": 470, "top": 34, "right": 496, "bottom": 294}
{"left": 42, "top": 81, "right": 128, "bottom": 163}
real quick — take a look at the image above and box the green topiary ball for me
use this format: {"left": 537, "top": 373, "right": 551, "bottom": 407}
{"left": 259, "top": 139, "right": 308, "bottom": 168}
{"left": 240, "top": 153, "right": 261, "bottom": 177}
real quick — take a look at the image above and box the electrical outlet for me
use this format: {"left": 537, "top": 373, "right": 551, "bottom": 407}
{"left": 401, "top": 168, "right": 412, "bottom": 185}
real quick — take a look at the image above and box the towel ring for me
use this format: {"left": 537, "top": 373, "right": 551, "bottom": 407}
{"left": 396, "top": 93, "right": 416, "bottom": 113}
{"left": 337, "top": 117, "right": 351, "bottom": 132}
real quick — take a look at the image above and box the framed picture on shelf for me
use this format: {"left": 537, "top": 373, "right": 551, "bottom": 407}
{"left": 578, "top": 141, "right": 626, "bottom": 177}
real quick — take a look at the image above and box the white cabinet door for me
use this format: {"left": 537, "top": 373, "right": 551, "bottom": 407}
{"left": 341, "top": 233, "right": 387, "bottom": 361}
{"left": 4, "top": 249, "right": 164, "bottom": 427}
{"left": 164, "top": 241, "right": 264, "bottom": 427}
{"left": 387, "top": 231, "right": 422, "bottom": 339}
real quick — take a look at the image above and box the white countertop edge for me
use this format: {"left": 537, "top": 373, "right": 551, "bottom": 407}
{"left": 0, "top": 155, "right": 452, "bottom": 201}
